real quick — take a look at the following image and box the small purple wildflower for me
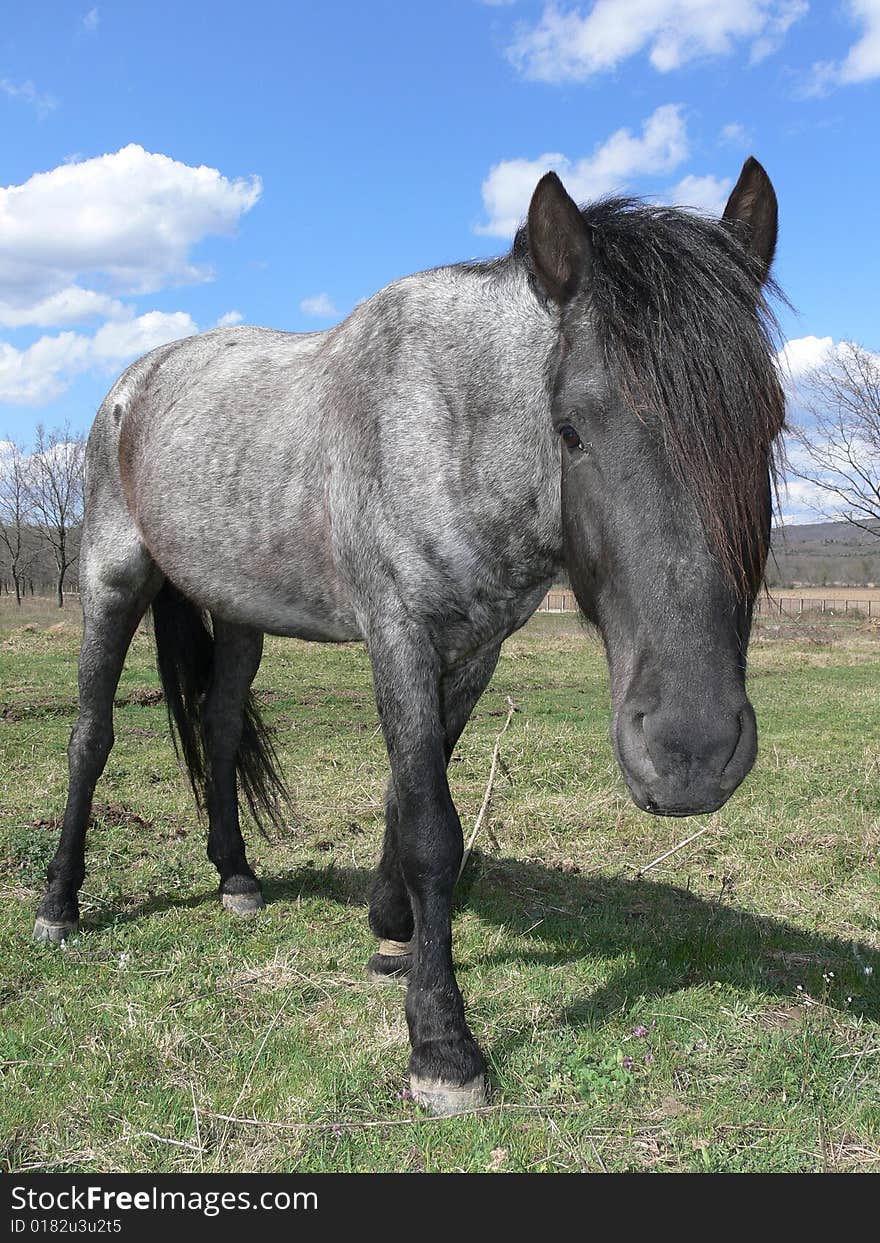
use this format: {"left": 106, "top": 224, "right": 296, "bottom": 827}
{"left": 396, "top": 1087, "right": 414, "bottom": 1101}
{"left": 633, "top": 1025, "right": 649, "bottom": 1038}
{"left": 622, "top": 1055, "right": 634, "bottom": 1071}
{"left": 644, "top": 1053, "right": 655, "bottom": 1066}
{"left": 331, "top": 1125, "right": 344, "bottom": 1137}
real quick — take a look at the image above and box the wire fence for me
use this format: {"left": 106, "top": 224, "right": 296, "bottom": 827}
{"left": 4, "top": 585, "right": 876, "bottom": 621}
{"left": 538, "top": 590, "right": 877, "bottom": 618}
{"left": 753, "top": 595, "right": 875, "bottom": 618}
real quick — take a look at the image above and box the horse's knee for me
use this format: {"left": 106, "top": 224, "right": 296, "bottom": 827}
{"left": 68, "top": 715, "right": 113, "bottom": 772}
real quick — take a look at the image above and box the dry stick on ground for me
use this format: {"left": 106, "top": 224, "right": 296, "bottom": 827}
{"left": 634, "top": 825, "right": 711, "bottom": 877}
{"left": 457, "top": 696, "right": 518, "bottom": 883}
{"left": 204, "top": 1103, "right": 640, "bottom": 1132}
{"left": 191, "top": 1082, "right": 203, "bottom": 1173}
{"left": 211, "top": 992, "right": 292, "bottom": 1168}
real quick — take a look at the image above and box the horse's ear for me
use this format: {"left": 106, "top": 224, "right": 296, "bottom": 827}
{"left": 722, "top": 157, "right": 778, "bottom": 278}
{"left": 527, "top": 172, "right": 591, "bottom": 304}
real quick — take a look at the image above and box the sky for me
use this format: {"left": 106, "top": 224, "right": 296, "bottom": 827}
{"left": 1, "top": 1, "right": 879, "bottom": 522}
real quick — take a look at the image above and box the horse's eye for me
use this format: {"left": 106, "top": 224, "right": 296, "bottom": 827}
{"left": 558, "top": 423, "right": 583, "bottom": 451}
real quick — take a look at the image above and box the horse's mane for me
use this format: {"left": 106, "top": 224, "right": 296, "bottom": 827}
{"left": 515, "top": 196, "right": 787, "bottom": 595}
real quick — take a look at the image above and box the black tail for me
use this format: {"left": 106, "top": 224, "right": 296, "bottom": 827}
{"left": 151, "top": 581, "right": 289, "bottom": 834}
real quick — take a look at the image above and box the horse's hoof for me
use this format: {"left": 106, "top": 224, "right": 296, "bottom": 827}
{"left": 410, "top": 1075, "right": 487, "bottom": 1116}
{"left": 221, "top": 891, "right": 265, "bottom": 916}
{"left": 33, "top": 916, "right": 79, "bottom": 944}
{"left": 366, "top": 949, "right": 412, "bottom": 985}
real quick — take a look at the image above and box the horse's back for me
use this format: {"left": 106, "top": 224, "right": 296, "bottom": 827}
{"left": 90, "top": 326, "right": 361, "bottom": 640}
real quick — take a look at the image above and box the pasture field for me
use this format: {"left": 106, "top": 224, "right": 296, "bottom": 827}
{"left": 1, "top": 600, "right": 879, "bottom": 1173}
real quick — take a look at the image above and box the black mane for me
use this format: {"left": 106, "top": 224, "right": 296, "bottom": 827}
{"left": 516, "top": 196, "right": 787, "bottom": 593}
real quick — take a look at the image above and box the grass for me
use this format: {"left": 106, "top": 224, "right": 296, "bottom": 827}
{"left": 1, "top": 599, "right": 879, "bottom": 1173}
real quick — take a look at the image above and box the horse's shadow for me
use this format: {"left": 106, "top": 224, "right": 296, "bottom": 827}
{"left": 282, "top": 856, "right": 880, "bottom": 1025}
{"left": 87, "top": 852, "right": 880, "bottom": 1033}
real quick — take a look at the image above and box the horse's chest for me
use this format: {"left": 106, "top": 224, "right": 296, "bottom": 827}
{"left": 425, "top": 575, "right": 549, "bottom": 666}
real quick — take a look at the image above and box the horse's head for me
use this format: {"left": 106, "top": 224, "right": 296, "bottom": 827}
{"left": 527, "top": 160, "right": 785, "bottom": 817}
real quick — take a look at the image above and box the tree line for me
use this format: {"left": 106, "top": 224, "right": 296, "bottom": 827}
{"left": 0, "top": 424, "right": 85, "bottom": 608}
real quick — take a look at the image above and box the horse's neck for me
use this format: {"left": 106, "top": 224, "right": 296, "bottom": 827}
{"left": 427, "top": 265, "right": 564, "bottom": 566}
{"left": 334, "top": 262, "right": 565, "bottom": 600}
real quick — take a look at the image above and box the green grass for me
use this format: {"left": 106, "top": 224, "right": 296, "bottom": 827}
{"left": 1, "top": 600, "right": 879, "bottom": 1172}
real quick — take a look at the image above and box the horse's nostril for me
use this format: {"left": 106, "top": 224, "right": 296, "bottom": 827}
{"left": 724, "top": 710, "right": 745, "bottom": 773}
{"left": 720, "top": 704, "right": 757, "bottom": 784}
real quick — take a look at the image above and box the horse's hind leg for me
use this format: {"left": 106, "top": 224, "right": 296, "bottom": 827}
{"left": 367, "top": 645, "right": 501, "bottom": 984}
{"left": 202, "top": 618, "right": 267, "bottom": 915}
{"left": 34, "top": 540, "right": 161, "bottom": 943}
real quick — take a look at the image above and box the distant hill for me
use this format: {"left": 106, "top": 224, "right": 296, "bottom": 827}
{"left": 768, "top": 518, "right": 880, "bottom": 587}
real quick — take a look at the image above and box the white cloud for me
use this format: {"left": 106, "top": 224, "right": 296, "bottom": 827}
{"left": 81, "top": 7, "right": 99, "bottom": 32}
{"left": 666, "top": 173, "right": 734, "bottom": 216}
{"left": 0, "top": 145, "right": 261, "bottom": 316}
{"left": 776, "top": 335, "right": 837, "bottom": 386}
{"left": 299, "top": 292, "right": 338, "bottom": 318}
{"left": 506, "top": 1, "right": 807, "bottom": 82}
{"left": 0, "top": 78, "right": 57, "bottom": 118}
{"left": 0, "top": 147, "right": 259, "bottom": 407}
{"left": 216, "top": 310, "right": 243, "bottom": 327}
{"left": 775, "top": 473, "right": 831, "bottom": 525}
{"left": 776, "top": 335, "right": 880, "bottom": 401}
{"left": 748, "top": 0, "right": 807, "bottom": 62}
{"left": 805, "top": 0, "right": 880, "bottom": 93}
{"left": 839, "top": 0, "right": 880, "bottom": 81}
{"left": 90, "top": 311, "right": 196, "bottom": 363}
{"left": 477, "top": 103, "right": 688, "bottom": 237}
{"left": 719, "top": 121, "right": 751, "bottom": 147}
{"left": 0, "top": 310, "right": 196, "bottom": 405}
{"left": 775, "top": 335, "right": 880, "bottom": 522}
{"left": 0, "top": 286, "right": 127, "bottom": 328}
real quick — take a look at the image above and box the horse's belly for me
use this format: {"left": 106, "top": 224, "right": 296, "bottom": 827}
{"left": 159, "top": 550, "right": 362, "bottom": 642}
{"left": 134, "top": 496, "right": 361, "bottom": 641}
{"left": 207, "top": 579, "right": 363, "bottom": 642}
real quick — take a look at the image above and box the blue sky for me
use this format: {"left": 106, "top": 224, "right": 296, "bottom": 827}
{"left": 1, "top": 1, "right": 878, "bottom": 520}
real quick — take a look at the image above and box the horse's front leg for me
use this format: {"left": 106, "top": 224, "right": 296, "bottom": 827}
{"left": 369, "top": 630, "right": 486, "bottom": 1115}
{"left": 367, "top": 646, "right": 501, "bottom": 986}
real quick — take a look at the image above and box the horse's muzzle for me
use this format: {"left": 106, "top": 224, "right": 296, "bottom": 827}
{"left": 614, "top": 698, "right": 758, "bottom": 817}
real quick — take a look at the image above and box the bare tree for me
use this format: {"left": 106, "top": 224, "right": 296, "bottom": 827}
{"left": 790, "top": 342, "right": 880, "bottom": 538}
{"left": 0, "top": 438, "right": 32, "bottom": 605}
{"left": 25, "top": 423, "right": 86, "bottom": 608}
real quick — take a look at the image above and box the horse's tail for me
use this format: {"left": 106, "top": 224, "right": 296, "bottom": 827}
{"left": 151, "top": 580, "right": 288, "bottom": 834}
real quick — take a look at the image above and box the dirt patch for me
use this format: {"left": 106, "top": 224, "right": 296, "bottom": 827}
{"left": 1, "top": 687, "right": 164, "bottom": 722}
{"left": 91, "top": 802, "right": 153, "bottom": 830}
{"left": 122, "top": 688, "right": 164, "bottom": 707}
{"left": 1, "top": 700, "right": 76, "bottom": 721}
{"left": 28, "top": 802, "right": 153, "bottom": 832}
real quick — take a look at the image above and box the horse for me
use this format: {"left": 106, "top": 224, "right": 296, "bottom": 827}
{"left": 33, "top": 158, "right": 785, "bottom": 1116}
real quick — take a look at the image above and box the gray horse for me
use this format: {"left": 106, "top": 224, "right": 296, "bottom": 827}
{"left": 34, "top": 159, "right": 784, "bottom": 1115}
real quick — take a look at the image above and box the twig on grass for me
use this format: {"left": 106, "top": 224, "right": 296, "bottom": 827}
{"left": 212, "top": 991, "right": 292, "bottom": 1169}
{"left": 191, "top": 1082, "right": 203, "bottom": 1173}
{"left": 633, "top": 826, "right": 710, "bottom": 877}
{"left": 204, "top": 1102, "right": 636, "bottom": 1132}
{"left": 141, "top": 1132, "right": 206, "bottom": 1154}
{"left": 458, "top": 696, "right": 518, "bottom": 882}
